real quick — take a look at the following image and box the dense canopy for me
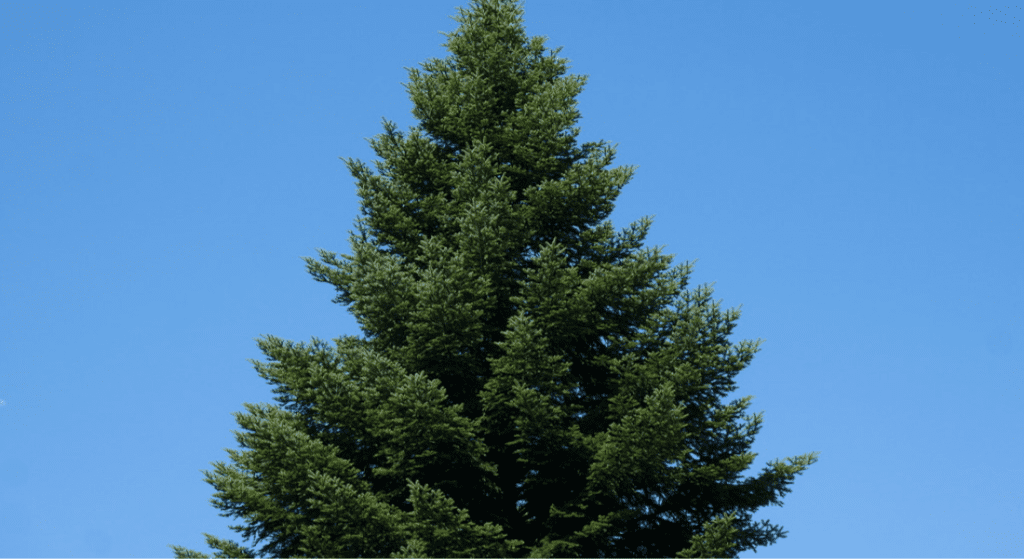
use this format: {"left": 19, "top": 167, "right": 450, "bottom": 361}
{"left": 169, "top": 1, "right": 819, "bottom": 557}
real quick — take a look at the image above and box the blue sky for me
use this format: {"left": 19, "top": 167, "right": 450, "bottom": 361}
{"left": 2, "top": 1, "right": 1021, "bottom": 557}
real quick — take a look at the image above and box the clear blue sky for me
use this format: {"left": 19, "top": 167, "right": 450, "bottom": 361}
{"left": 2, "top": 1, "right": 1021, "bottom": 557}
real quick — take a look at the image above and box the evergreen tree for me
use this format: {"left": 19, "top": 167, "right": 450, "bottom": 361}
{"left": 169, "top": 0, "right": 819, "bottom": 557}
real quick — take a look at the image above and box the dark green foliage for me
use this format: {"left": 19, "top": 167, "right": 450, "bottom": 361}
{"left": 170, "top": 0, "right": 819, "bottom": 556}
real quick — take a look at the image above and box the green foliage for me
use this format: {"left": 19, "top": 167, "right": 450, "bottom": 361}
{"left": 170, "top": 0, "right": 819, "bottom": 557}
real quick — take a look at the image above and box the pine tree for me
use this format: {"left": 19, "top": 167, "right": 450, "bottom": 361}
{"left": 169, "top": 0, "right": 819, "bottom": 557}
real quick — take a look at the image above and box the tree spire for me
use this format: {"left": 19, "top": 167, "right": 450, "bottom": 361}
{"left": 170, "top": 1, "right": 819, "bottom": 556}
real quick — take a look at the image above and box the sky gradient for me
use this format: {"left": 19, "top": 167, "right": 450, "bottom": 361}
{"left": 2, "top": 1, "right": 1022, "bottom": 557}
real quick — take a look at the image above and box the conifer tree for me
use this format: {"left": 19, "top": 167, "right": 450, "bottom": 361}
{"left": 169, "top": 0, "right": 819, "bottom": 557}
